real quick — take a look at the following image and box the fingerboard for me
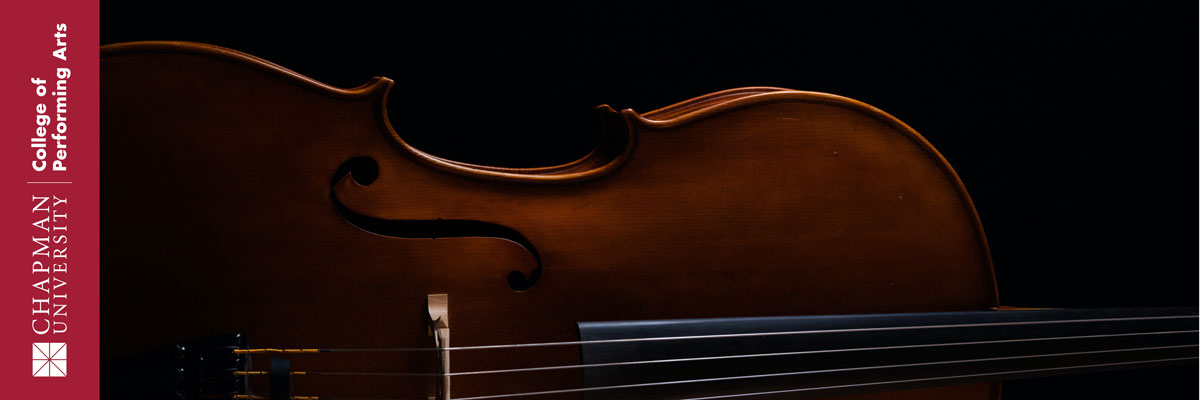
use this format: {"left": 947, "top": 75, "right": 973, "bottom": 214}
{"left": 577, "top": 307, "right": 1198, "bottom": 399}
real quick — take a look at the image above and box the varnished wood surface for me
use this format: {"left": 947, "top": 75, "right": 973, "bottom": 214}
{"left": 101, "top": 42, "right": 998, "bottom": 399}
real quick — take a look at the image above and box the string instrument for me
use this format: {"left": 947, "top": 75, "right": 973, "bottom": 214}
{"left": 98, "top": 42, "right": 1197, "bottom": 400}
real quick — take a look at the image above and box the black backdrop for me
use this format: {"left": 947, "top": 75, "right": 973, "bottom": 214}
{"left": 100, "top": 2, "right": 1196, "bottom": 398}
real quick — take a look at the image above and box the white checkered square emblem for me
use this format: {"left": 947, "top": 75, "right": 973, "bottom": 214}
{"left": 32, "top": 342, "right": 66, "bottom": 377}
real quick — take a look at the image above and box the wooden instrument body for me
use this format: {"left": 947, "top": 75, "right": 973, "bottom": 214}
{"left": 101, "top": 42, "right": 998, "bottom": 399}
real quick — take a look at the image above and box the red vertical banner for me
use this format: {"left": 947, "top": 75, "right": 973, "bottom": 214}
{"left": 0, "top": 1, "right": 99, "bottom": 399}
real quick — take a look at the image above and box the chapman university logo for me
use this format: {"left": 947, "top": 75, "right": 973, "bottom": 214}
{"left": 32, "top": 342, "right": 66, "bottom": 377}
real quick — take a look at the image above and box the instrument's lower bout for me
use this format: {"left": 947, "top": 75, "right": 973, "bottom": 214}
{"left": 101, "top": 42, "right": 1004, "bottom": 399}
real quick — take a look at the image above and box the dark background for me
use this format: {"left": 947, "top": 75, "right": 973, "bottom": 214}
{"left": 101, "top": 2, "right": 1196, "bottom": 398}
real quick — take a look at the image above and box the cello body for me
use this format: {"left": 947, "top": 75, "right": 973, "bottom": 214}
{"left": 101, "top": 42, "right": 1000, "bottom": 399}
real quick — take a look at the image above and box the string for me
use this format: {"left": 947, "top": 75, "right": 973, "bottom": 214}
{"left": 679, "top": 356, "right": 1199, "bottom": 400}
{"left": 449, "top": 345, "right": 1197, "bottom": 400}
{"left": 232, "top": 329, "right": 1196, "bottom": 377}
{"left": 226, "top": 356, "right": 1200, "bottom": 400}
{"left": 229, "top": 314, "right": 1197, "bottom": 399}
{"left": 235, "top": 313, "right": 1196, "bottom": 354}
{"left": 226, "top": 356, "right": 1198, "bottom": 400}
{"left": 231, "top": 393, "right": 424, "bottom": 396}
{"left": 235, "top": 371, "right": 439, "bottom": 377}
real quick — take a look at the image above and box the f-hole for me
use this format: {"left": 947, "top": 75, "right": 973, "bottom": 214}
{"left": 329, "top": 156, "right": 542, "bottom": 291}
